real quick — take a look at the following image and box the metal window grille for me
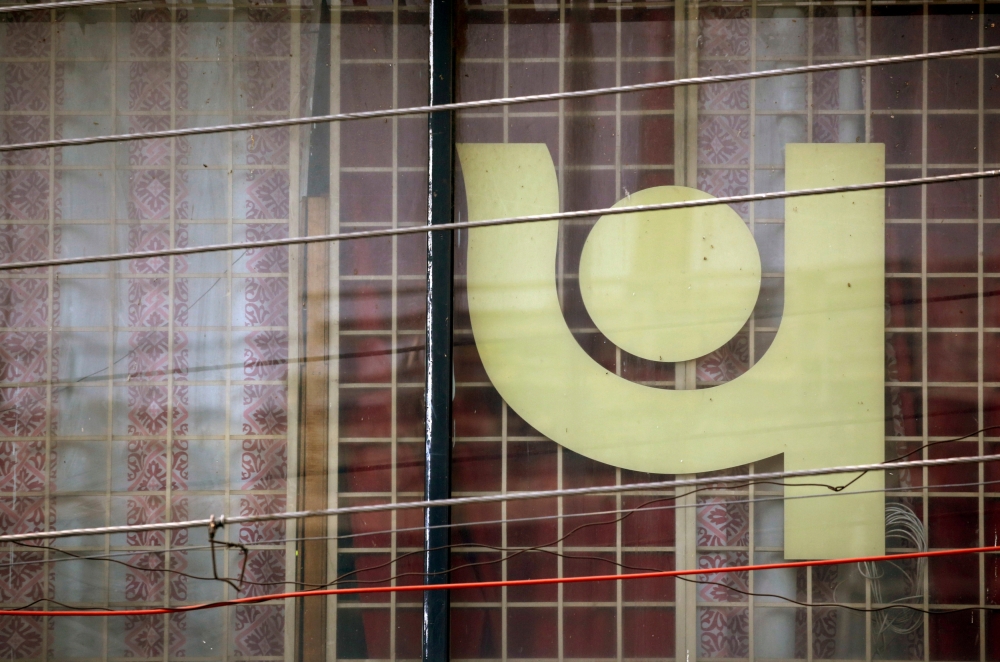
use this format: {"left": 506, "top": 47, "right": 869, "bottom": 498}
{"left": 1, "top": 1, "right": 999, "bottom": 661}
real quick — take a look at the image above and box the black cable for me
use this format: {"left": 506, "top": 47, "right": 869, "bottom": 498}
{"left": 4, "top": 474, "right": 998, "bottom": 577}
{"left": 833, "top": 425, "right": 1000, "bottom": 492}
{"left": 8, "top": 597, "right": 114, "bottom": 613}
{"left": 5, "top": 430, "right": 998, "bottom": 609}
{"left": 13, "top": 541, "right": 996, "bottom": 618}
{"left": 0, "top": 249, "right": 249, "bottom": 418}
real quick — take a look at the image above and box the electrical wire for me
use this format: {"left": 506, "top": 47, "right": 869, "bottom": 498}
{"left": 1, "top": 167, "right": 998, "bottom": 273}
{"left": 509, "top": 547, "right": 965, "bottom": 622}
{"left": 821, "top": 425, "right": 997, "bottom": 493}
{"left": 0, "top": 0, "right": 147, "bottom": 11}
{"left": 1, "top": 433, "right": 991, "bottom": 603}
{"left": 0, "top": 318, "right": 442, "bottom": 417}
{"left": 9, "top": 516, "right": 253, "bottom": 593}
{"left": 0, "top": 478, "right": 829, "bottom": 595}
{"left": 1, "top": 45, "right": 999, "bottom": 154}
{"left": 6, "top": 552, "right": 991, "bottom": 622}
{"left": 9, "top": 539, "right": 247, "bottom": 589}
{"left": 0, "top": 2, "right": 993, "bottom": 626}
{"left": 858, "top": 502, "right": 927, "bottom": 654}
{"left": 0, "top": 0, "right": 686, "bottom": 13}
{"left": 0, "top": 473, "right": 984, "bottom": 578}
{"left": 4, "top": 543, "right": 1000, "bottom": 617}
{"left": 0, "top": 546, "right": 968, "bottom": 621}
{"left": 4, "top": 440, "right": 999, "bottom": 544}
{"left": 0, "top": 406, "right": 985, "bottom": 572}
{"left": 0, "top": 249, "right": 249, "bottom": 425}
{"left": 0, "top": 440, "right": 998, "bottom": 616}
{"left": 0, "top": 381, "right": 984, "bottom": 621}
{"left": 0, "top": 473, "right": 992, "bottom": 573}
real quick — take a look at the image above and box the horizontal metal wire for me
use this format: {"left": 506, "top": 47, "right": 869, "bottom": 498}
{"left": 0, "top": 0, "right": 411, "bottom": 11}
{"left": 9, "top": 543, "right": 1000, "bottom": 617}
{"left": 0, "top": 0, "right": 289, "bottom": 12}
{"left": 1, "top": 451, "right": 998, "bottom": 543}
{"left": 1, "top": 167, "right": 994, "bottom": 272}
{"left": 0, "top": 0, "right": 145, "bottom": 12}
{"left": 1, "top": 476, "right": 991, "bottom": 571}
{"left": 1, "top": 44, "right": 999, "bottom": 153}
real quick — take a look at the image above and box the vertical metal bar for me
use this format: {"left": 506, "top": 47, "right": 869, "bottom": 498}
{"left": 920, "top": 8, "right": 930, "bottom": 661}
{"left": 326, "top": 10, "right": 343, "bottom": 657}
{"left": 43, "top": 10, "right": 56, "bottom": 660}
{"left": 501, "top": 7, "right": 511, "bottom": 659}
{"left": 224, "top": 8, "right": 236, "bottom": 657}
{"left": 165, "top": 12, "right": 178, "bottom": 658}
{"left": 424, "top": 1, "right": 455, "bottom": 661}
{"left": 674, "top": 0, "right": 700, "bottom": 654}
{"left": 306, "top": 0, "right": 333, "bottom": 199}
{"left": 391, "top": 4, "right": 400, "bottom": 661}
{"left": 979, "top": 6, "right": 988, "bottom": 662}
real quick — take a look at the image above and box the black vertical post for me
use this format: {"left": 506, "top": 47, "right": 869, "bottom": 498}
{"left": 423, "top": 2, "right": 455, "bottom": 662}
{"left": 305, "top": 0, "right": 331, "bottom": 199}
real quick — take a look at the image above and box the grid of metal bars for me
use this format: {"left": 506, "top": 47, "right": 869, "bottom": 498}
{"left": 422, "top": 3, "right": 990, "bottom": 660}
{"left": 878, "top": 3, "right": 998, "bottom": 660}
{"left": 454, "top": 4, "right": 681, "bottom": 662}
{"left": 332, "top": 3, "right": 430, "bottom": 660}
{"left": 3, "top": 1, "right": 1000, "bottom": 662}
{"left": 690, "top": 3, "right": 1000, "bottom": 660}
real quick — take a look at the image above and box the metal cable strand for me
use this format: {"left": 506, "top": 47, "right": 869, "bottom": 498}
{"left": 5, "top": 543, "right": 1000, "bottom": 617}
{"left": 0, "top": 517, "right": 984, "bottom": 615}
{"left": 1, "top": 45, "right": 999, "bottom": 153}
{"left": 2, "top": 475, "right": 994, "bottom": 570}
{"left": 4, "top": 475, "right": 995, "bottom": 571}
{"left": 3, "top": 450, "right": 999, "bottom": 543}
{"left": 4, "top": 420, "right": 981, "bottom": 557}
{"left": 6, "top": 476, "right": 987, "bottom": 594}
{"left": 0, "top": 0, "right": 434, "bottom": 11}
{"left": 0, "top": 0, "right": 141, "bottom": 12}
{"left": 2, "top": 167, "right": 998, "bottom": 272}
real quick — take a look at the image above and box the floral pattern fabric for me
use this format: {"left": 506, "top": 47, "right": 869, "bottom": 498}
{"left": 0, "top": 6, "right": 303, "bottom": 659}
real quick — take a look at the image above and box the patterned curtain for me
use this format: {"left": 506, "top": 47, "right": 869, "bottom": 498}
{"left": 0, "top": 5, "right": 309, "bottom": 658}
{"left": 693, "top": 5, "right": 866, "bottom": 659}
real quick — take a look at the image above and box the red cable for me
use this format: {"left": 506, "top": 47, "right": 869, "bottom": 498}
{"left": 5, "top": 543, "right": 998, "bottom": 617}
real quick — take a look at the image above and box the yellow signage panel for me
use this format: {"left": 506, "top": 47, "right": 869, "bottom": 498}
{"left": 458, "top": 142, "right": 885, "bottom": 560}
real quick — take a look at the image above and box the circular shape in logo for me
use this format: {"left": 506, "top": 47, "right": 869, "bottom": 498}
{"left": 579, "top": 186, "right": 761, "bottom": 363}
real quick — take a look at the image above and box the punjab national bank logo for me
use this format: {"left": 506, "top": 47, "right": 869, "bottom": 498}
{"left": 458, "top": 143, "right": 886, "bottom": 560}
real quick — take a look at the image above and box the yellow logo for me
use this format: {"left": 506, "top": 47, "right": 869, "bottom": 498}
{"left": 458, "top": 143, "right": 885, "bottom": 559}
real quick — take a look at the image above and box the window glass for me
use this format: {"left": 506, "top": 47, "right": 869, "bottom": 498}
{"left": 0, "top": 1, "right": 997, "bottom": 661}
